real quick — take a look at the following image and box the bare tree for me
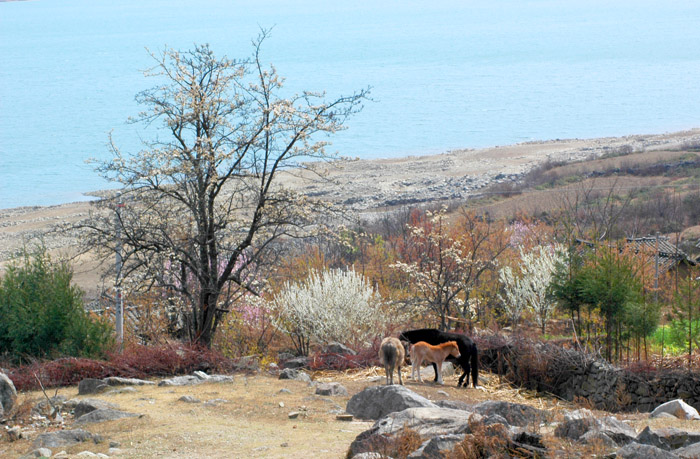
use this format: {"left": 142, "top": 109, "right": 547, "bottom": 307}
{"left": 392, "top": 207, "right": 509, "bottom": 330}
{"left": 557, "top": 178, "right": 632, "bottom": 242}
{"left": 84, "top": 32, "right": 368, "bottom": 346}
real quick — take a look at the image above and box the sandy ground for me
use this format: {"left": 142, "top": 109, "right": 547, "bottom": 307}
{"left": 5, "top": 366, "right": 700, "bottom": 458}
{"left": 2, "top": 129, "right": 700, "bottom": 296}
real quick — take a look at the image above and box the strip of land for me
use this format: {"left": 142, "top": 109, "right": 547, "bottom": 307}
{"left": 2, "top": 129, "right": 699, "bottom": 295}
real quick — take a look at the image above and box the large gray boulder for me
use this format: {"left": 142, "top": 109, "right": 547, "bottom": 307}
{"left": 73, "top": 399, "right": 119, "bottom": 419}
{"left": 33, "top": 429, "right": 102, "bottom": 448}
{"left": 349, "top": 407, "right": 480, "bottom": 456}
{"left": 0, "top": 372, "right": 18, "bottom": 416}
{"left": 346, "top": 385, "right": 437, "bottom": 420}
{"left": 614, "top": 442, "right": 679, "bottom": 459}
{"left": 78, "top": 378, "right": 108, "bottom": 395}
{"left": 651, "top": 399, "right": 700, "bottom": 420}
{"left": 74, "top": 408, "right": 140, "bottom": 424}
{"left": 471, "top": 401, "right": 547, "bottom": 427}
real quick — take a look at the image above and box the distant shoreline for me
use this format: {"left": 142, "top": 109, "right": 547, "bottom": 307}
{"left": 2, "top": 127, "right": 700, "bottom": 296}
{"left": 3, "top": 128, "right": 700, "bottom": 214}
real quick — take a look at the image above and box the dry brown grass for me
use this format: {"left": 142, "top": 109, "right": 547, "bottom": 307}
{"left": 475, "top": 176, "right": 666, "bottom": 220}
{"left": 5, "top": 366, "right": 700, "bottom": 458}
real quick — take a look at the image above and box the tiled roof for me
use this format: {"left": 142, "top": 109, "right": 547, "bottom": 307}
{"left": 575, "top": 236, "right": 695, "bottom": 273}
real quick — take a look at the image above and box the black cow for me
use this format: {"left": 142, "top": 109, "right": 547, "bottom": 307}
{"left": 399, "top": 328, "right": 478, "bottom": 388}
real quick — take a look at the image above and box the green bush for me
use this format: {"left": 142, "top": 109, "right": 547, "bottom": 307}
{"left": 0, "top": 247, "right": 113, "bottom": 363}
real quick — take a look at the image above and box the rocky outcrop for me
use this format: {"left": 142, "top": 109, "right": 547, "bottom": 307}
{"left": 481, "top": 340, "right": 700, "bottom": 413}
{"left": 346, "top": 385, "right": 437, "bottom": 420}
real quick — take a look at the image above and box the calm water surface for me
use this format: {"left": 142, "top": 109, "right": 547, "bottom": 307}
{"left": 2, "top": 0, "right": 700, "bottom": 207}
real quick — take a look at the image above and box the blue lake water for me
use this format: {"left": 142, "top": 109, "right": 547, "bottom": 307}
{"left": 2, "top": 0, "right": 700, "bottom": 208}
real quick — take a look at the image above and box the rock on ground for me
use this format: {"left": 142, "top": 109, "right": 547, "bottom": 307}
{"left": 323, "top": 342, "right": 357, "bottom": 355}
{"left": 156, "top": 373, "right": 233, "bottom": 386}
{"left": 33, "top": 429, "right": 102, "bottom": 448}
{"left": 555, "top": 411, "right": 636, "bottom": 446}
{"left": 281, "top": 357, "right": 309, "bottom": 369}
{"left": 471, "top": 400, "right": 547, "bottom": 427}
{"left": 349, "top": 407, "right": 481, "bottom": 456}
{"left": 346, "top": 385, "right": 438, "bottom": 420}
{"left": 19, "top": 448, "right": 53, "bottom": 458}
{"left": 102, "top": 376, "right": 154, "bottom": 386}
{"left": 78, "top": 378, "right": 108, "bottom": 395}
{"left": 676, "top": 442, "right": 700, "bottom": 458}
{"left": 315, "top": 382, "right": 348, "bottom": 396}
{"left": 434, "top": 400, "right": 472, "bottom": 411}
{"left": 651, "top": 399, "right": 700, "bottom": 421}
{"left": 614, "top": 442, "right": 679, "bottom": 459}
{"left": 408, "top": 434, "right": 465, "bottom": 459}
{"left": 278, "top": 368, "right": 312, "bottom": 383}
{"left": 73, "top": 399, "right": 119, "bottom": 419}
{"left": 74, "top": 408, "right": 140, "bottom": 424}
{"left": 636, "top": 426, "right": 700, "bottom": 451}
{"left": 0, "top": 371, "right": 18, "bottom": 416}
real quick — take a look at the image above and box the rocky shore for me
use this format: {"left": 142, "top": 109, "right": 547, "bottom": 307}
{"left": 2, "top": 129, "right": 700, "bottom": 292}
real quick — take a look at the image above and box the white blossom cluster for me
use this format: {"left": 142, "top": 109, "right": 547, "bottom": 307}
{"left": 271, "top": 268, "right": 388, "bottom": 354}
{"left": 499, "top": 244, "right": 565, "bottom": 333}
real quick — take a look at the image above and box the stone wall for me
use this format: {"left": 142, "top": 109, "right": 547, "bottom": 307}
{"left": 480, "top": 340, "right": 700, "bottom": 413}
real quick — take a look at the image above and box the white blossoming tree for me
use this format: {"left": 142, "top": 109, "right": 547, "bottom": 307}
{"left": 271, "top": 268, "right": 387, "bottom": 355}
{"left": 498, "top": 265, "right": 528, "bottom": 328}
{"left": 499, "top": 244, "right": 565, "bottom": 334}
{"left": 84, "top": 31, "right": 368, "bottom": 346}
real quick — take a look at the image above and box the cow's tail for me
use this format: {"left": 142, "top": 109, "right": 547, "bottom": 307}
{"left": 471, "top": 346, "right": 479, "bottom": 388}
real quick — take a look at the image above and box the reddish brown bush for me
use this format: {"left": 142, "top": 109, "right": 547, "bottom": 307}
{"left": 6, "top": 343, "right": 235, "bottom": 391}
